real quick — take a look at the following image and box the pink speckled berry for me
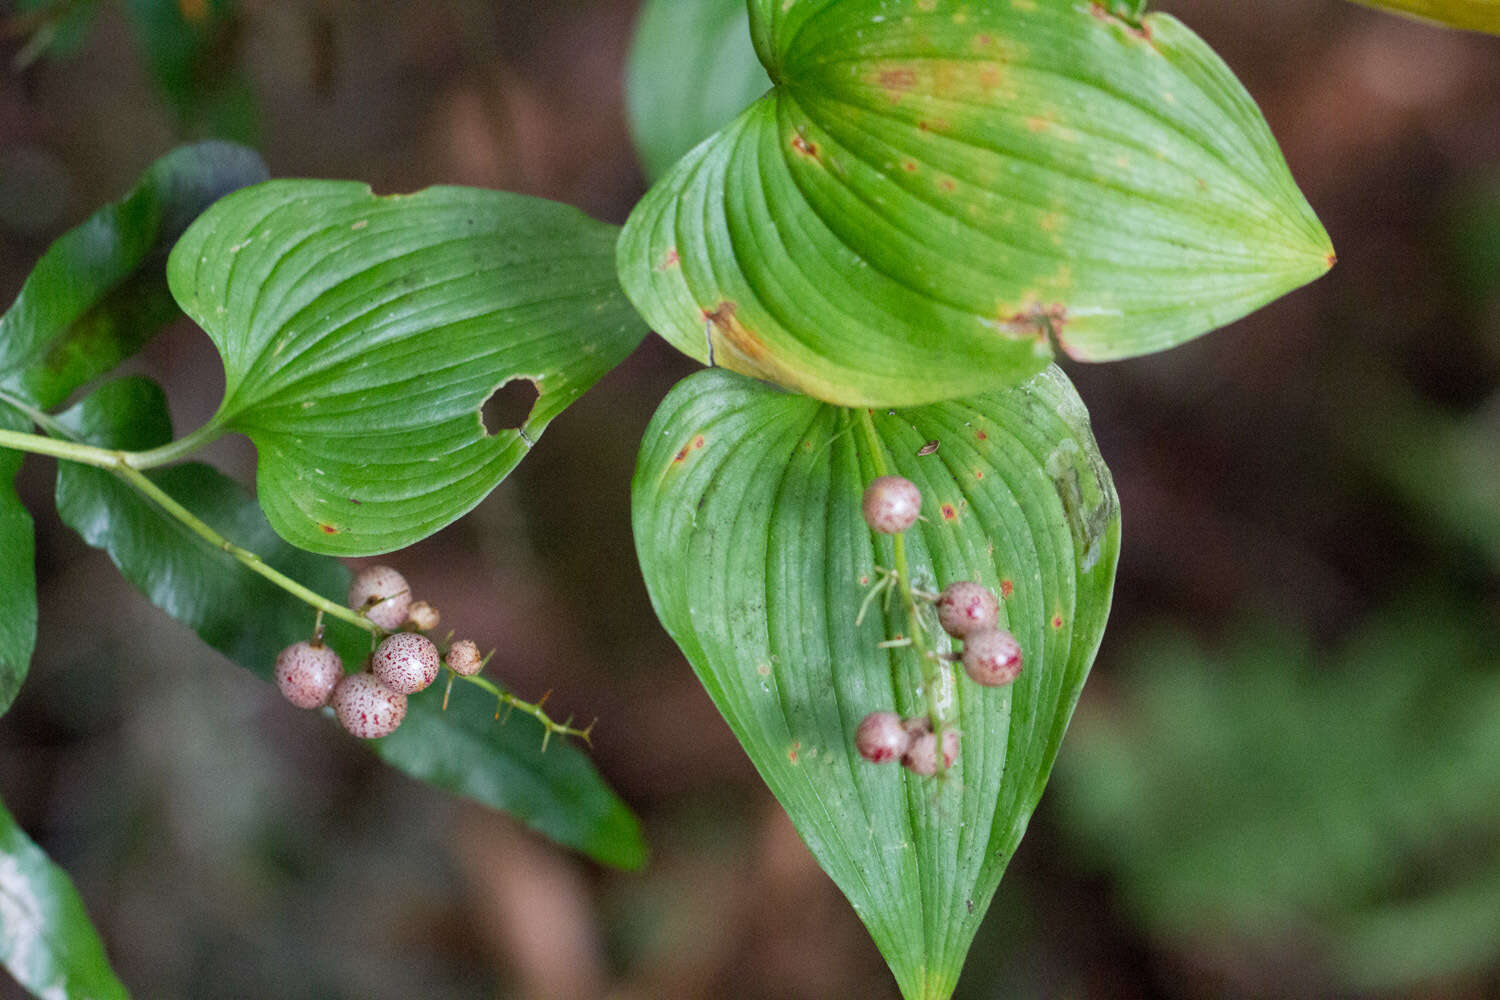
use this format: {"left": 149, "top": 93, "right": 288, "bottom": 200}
{"left": 446, "top": 639, "right": 483, "bottom": 677}
{"left": 961, "top": 628, "right": 1023, "bottom": 687}
{"left": 371, "top": 632, "right": 441, "bottom": 695}
{"left": 347, "top": 565, "right": 412, "bottom": 631}
{"left": 406, "top": 600, "right": 441, "bottom": 631}
{"left": 274, "top": 640, "right": 343, "bottom": 709}
{"left": 855, "top": 711, "right": 910, "bottom": 764}
{"left": 861, "top": 476, "right": 921, "bottom": 534}
{"left": 332, "top": 673, "right": 407, "bottom": 739}
{"left": 903, "top": 727, "right": 960, "bottom": 777}
{"left": 936, "top": 581, "right": 1000, "bottom": 638}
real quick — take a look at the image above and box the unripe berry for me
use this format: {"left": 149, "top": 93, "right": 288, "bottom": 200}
{"left": 855, "top": 711, "right": 910, "bottom": 764}
{"left": 961, "top": 628, "right": 1023, "bottom": 687}
{"left": 936, "top": 581, "right": 1000, "bottom": 638}
{"left": 862, "top": 476, "right": 922, "bottom": 534}
{"left": 406, "top": 600, "right": 440, "bottom": 631}
{"left": 446, "top": 639, "right": 483, "bottom": 677}
{"left": 903, "top": 727, "right": 960, "bottom": 777}
{"left": 331, "top": 672, "right": 407, "bottom": 739}
{"left": 372, "top": 632, "right": 441, "bottom": 695}
{"left": 274, "top": 640, "right": 343, "bottom": 709}
{"left": 347, "top": 565, "right": 412, "bottom": 631}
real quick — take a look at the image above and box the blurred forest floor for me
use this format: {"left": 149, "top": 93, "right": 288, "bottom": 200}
{"left": 1, "top": 1, "right": 1498, "bottom": 998}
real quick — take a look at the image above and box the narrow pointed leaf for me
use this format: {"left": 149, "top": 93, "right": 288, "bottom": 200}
{"left": 166, "top": 180, "right": 648, "bottom": 555}
{"left": 1349, "top": 0, "right": 1500, "bottom": 33}
{"left": 0, "top": 141, "right": 267, "bottom": 409}
{"left": 0, "top": 791, "right": 130, "bottom": 1000}
{"left": 633, "top": 366, "right": 1120, "bottom": 998}
{"left": 620, "top": 0, "right": 1333, "bottom": 407}
{"left": 626, "top": 0, "right": 772, "bottom": 181}
{"left": 53, "top": 378, "right": 646, "bottom": 868}
{"left": 0, "top": 404, "right": 37, "bottom": 716}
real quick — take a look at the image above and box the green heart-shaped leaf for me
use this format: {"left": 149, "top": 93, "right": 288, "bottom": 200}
{"left": 620, "top": 0, "right": 1333, "bottom": 407}
{"left": 0, "top": 404, "right": 36, "bottom": 716}
{"left": 167, "top": 180, "right": 648, "bottom": 555}
{"left": 53, "top": 377, "right": 646, "bottom": 869}
{"left": 1349, "top": 0, "right": 1500, "bottom": 33}
{"left": 626, "top": 0, "right": 772, "bottom": 181}
{"left": 0, "top": 141, "right": 267, "bottom": 410}
{"left": 0, "top": 792, "right": 130, "bottom": 1000}
{"left": 633, "top": 366, "right": 1120, "bottom": 998}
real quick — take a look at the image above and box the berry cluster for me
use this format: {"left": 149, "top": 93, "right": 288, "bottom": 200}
{"left": 854, "top": 476, "right": 1023, "bottom": 777}
{"left": 273, "top": 565, "right": 487, "bottom": 739}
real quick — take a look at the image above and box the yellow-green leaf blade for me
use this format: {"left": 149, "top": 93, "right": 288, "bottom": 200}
{"left": 1350, "top": 0, "right": 1500, "bottom": 34}
{"left": 620, "top": 1, "right": 1333, "bottom": 407}
{"left": 632, "top": 366, "right": 1120, "bottom": 997}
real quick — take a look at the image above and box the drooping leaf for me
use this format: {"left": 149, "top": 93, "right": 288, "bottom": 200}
{"left": 632, "top": 366, "right": 1120, "bottom": 998}
{"left": 1348, "top": 0, "right": 1500, "bottom": 34}
{"left": 620, "top": 0, "right": 1333, "bottom": 407}
{"left": 0, "top": 404, "right": 37, "bottom": 717}
{"left": 166, "top": 181, "right": 649, "bottom": 555}
{"left": 0, "top": 790, "right": 130, "bottom": 1000}
{"left": 0, "top": 141, "right": 267, "bottom": 410}
{"left": 626, "top": 0, "right": 772, "bottom": 181}
{"left": 53, "top": 378, "right": 647, "bottom": 868}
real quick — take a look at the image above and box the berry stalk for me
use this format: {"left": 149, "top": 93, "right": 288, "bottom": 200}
{"left": 853, "top": 409, "right": 957, "bottom": 745}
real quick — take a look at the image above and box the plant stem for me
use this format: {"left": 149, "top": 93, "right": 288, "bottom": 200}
{"left": 125, "top": 420, "right": 227, "bottom": 469}
{"left": 455, "top": 672, "right": 595, "bottom": 749}
{"left": 113, "top": 463, "right": 379, "bottom": 636}
{"left": 854, "top": 409, "right": 955, "bottom": 741}
{"left": 0, "top": 400, "right": 592, "bottom": 747}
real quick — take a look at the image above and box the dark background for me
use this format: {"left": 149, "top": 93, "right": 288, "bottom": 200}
{"left": 2, "top": 1, "right": 1498, "bottom": 997}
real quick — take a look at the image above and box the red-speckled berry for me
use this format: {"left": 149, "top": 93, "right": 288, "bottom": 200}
{"left": 332, "top": 672, "right": 407, "bottom": 739}
{"left": 962, "top": 628, "right": 1023, "bottom": 687}
{"left": 855, "top": 712, "right": 910, "bottom": 764}
{"left": 372, "top": 632, "right": 441, "bottom": 695}
{"left": 406, "top": 600, "right": 441, "bottom": 631}
{"left": 903, "top": 727, "right": 960, "bottom": 777}
{"left": 446, "top": 639, "right": 483, "bottom": 677}
{"left": 862, "top": 476, "right": 922, "bottom": 534}
{"left": 274, "top": 640, "right": 343, "bottom": 709}
{"left": 347, "top": 565, "right": 412, "bottom": 631}
{"left": 936, "top": 581, "right": 1000, "bottom": 638}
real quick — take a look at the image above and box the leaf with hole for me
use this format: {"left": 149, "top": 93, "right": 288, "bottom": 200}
{"left": 0, "top": 141, "right": 267, "bottom": 411}
{"left": 1348, "top": 0, "right": 1500, "bottom": 33}
{"left": 0, "top": 404, "right": 36, "bottom": 717}
{"left": 626, "top": 0, "right": 772, "bottom": 181}
{"left": 632, "top": 366, "right": 1120, "bottom": 998}
{"left": 53, "top": 377, "right": 646, "bottom": 868}
{"left": 620, "top": 0, "right": 1333, "bottom": 406}
{"left": 166, "top": 180, "right": 648, "bottom": 555}
{"left": 0, "top": 791, "right": 130, "bottom": 1000}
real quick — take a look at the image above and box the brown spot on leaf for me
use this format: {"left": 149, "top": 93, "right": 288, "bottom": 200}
{"left": 1001, "top": 580, "right": 1015, "bottom": 599}
{"left": 999, "top": 302, "right": 1069, "bottom": 351}
{"left": 704, "top": 301, "right": 768, "bottom": 362}
{"left": 657, "top": 248, "right": 681, "bottom": 271}
{"left": 940, "top": 504, "right": 958, "bottom": 521}
{"left": 903, "top": 160, "right": 918, "bottom": 172}
{"left": 320, "top": 524, "right": 338, "bottom": 535}
{"left": 938, "top": 178, "right": 957, "bottom": 193}
{"left": 976, "top": 429, "right": 988, "bottom": 441}
{"left": 879, "top": 67, "right": 917, "bottom": 91}
{"left": 918, "top": 440, "right": 940, "bottom": 456}
{"left": 1089, "top": 2, "right": 1154, "bottom": 42}
{"left": 791, "top": 134, "right": 819, "bottom": 158}
{"left": 1052, "top": 614, "right": 1065, "bottom": 629}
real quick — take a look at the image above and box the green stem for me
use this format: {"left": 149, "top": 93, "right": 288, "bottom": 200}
{"left": 454, "top": 671, "right": 595, "bottom": 749}
{"left": 114, "top": 463, "right": 379, "bottom": 637}
{"left": 854, "top": 409, "right": 955, "bottom": 742}
{"left": 0, "top": 427, "right": 125, "bottom": 469}
{"left": 125, "top": 420, "right": 227, "bottom": 469}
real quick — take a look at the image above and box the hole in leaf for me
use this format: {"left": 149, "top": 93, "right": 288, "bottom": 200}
{"left": 482, "top": 378, "right": 540, "bottom": 436}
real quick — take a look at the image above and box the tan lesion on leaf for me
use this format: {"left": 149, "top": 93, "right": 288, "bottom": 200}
{"left": 704, "top": 302, "right": 767, "bottom": 362}
{"left": 1089, "top": 2, "right": 1156, "bottom": 46}
{"left": 790, "top": 134, "right": 820, "bottom": 159}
